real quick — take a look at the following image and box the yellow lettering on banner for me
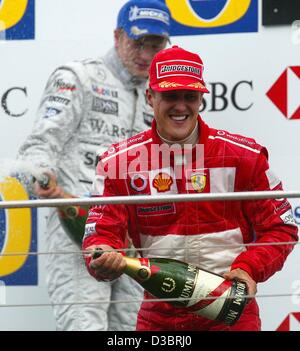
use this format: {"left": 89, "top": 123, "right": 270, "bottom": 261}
{"left": 0, "top": 177, "right": 31, "bottom": 276}
{"left": 165, "top": 0, "right": 251, "bottom": 28}
{"left": 0, "top": 0, "right": 28, "bottom": 31}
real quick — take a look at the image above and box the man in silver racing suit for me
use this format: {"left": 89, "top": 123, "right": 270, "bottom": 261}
{"left": 17, "top": 0, "right": 170, "bottom": 331}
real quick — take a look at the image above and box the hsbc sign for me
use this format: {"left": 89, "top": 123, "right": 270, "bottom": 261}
{"left": 200, "top": 80, "right": 253, "bottom": 112}
{"left": 276, "top": 312, "right": 300, "bottom": 331}
{"left": 1, "top": 86, "right": 28, "bottom": 117}
{"left": 267, "top": 66, "right": 300, "bottom": 120}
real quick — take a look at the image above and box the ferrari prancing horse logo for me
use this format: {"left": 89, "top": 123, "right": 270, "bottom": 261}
{"left": 191, "top": 173, "right": 206, "bottom": 192}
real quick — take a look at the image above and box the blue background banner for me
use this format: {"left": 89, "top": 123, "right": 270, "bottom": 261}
{"left": 0, "top": 0, "right": 35, "bottom": 40}
{"left": 164, "top": 0, "right": 258, "bottom": 36}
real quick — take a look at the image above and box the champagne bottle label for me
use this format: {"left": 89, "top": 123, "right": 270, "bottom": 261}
{"left": 177, "top": 265, "right": 247, "bottom": 325}
{"left": 185, "top": 268, "right": 233, "bottom": 319}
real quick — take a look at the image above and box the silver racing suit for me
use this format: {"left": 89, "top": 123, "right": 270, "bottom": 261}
{"left": 17, "top": 48, "right": 150, "bottom": 330}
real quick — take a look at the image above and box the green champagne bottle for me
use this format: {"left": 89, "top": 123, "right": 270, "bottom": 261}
{"left": 35, "top": 173, "right": 88, "bottom": 246}
{"left": 57, "top": 205, "right": 88, "bottom": 246}
{"left": 93, "top": 249, "right": 248, "bottom": 326}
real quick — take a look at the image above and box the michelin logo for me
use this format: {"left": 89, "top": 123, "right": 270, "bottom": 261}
{"left": 129, "top": 6, "right": 170, "bottom": 24}
{"left": 280, "top": 209, "right": 297, "bottom": 226}
{"left": 84, "top": 223, "right": 96, "bottom": 238}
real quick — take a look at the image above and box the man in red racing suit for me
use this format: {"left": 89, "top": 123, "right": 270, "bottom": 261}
{"left": 83, "top": 46, "right": 298, "bottom": 331}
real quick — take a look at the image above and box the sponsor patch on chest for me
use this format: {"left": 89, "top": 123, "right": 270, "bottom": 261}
{"left": 137, "top": 203, "right": 176, "bottom": 217}
{"left": 92, "top": 97, "right": 118, "bottom": 116}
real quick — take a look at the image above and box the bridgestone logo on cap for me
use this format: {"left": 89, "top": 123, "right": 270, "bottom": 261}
{"left": 157, "top": 60, "right": 203, "bottom": 80}
{"left": 129, "top": 6, "right": 170, "bottom": 24}
{"left": 161, "top": 65, "right": 201, "bottom": 75}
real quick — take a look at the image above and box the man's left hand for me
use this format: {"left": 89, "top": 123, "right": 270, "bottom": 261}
{"left": 223, "top": 268, "right": 257, "bottom": 297}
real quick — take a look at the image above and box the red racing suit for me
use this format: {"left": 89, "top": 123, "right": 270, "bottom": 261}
{"left": 83, "top": 116, "right": 298, "bottom": 331}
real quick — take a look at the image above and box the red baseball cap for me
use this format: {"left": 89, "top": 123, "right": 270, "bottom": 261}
{"left": 149, "top": 45, "right": 209, "bottom": 93}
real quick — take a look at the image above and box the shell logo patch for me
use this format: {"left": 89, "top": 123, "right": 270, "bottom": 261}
{"left": 153, "top": 172, "right": 173, "bottom": 192}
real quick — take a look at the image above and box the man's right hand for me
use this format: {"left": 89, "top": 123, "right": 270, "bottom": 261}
{"left": 33, "top": 172, "right": 67, "bottom": 199}
{"left": 87, "top": 245, "right": 127, "bottom": 281}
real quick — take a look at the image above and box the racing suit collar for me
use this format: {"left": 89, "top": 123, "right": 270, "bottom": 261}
{"left": 103, "top": 48, "right": 145, "bottom": 89}
{"left": 150, "top": 115, "right": 210, "bottom": 165}
{"left": 151, "top": 115, "right": 210, "bottom": 147}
